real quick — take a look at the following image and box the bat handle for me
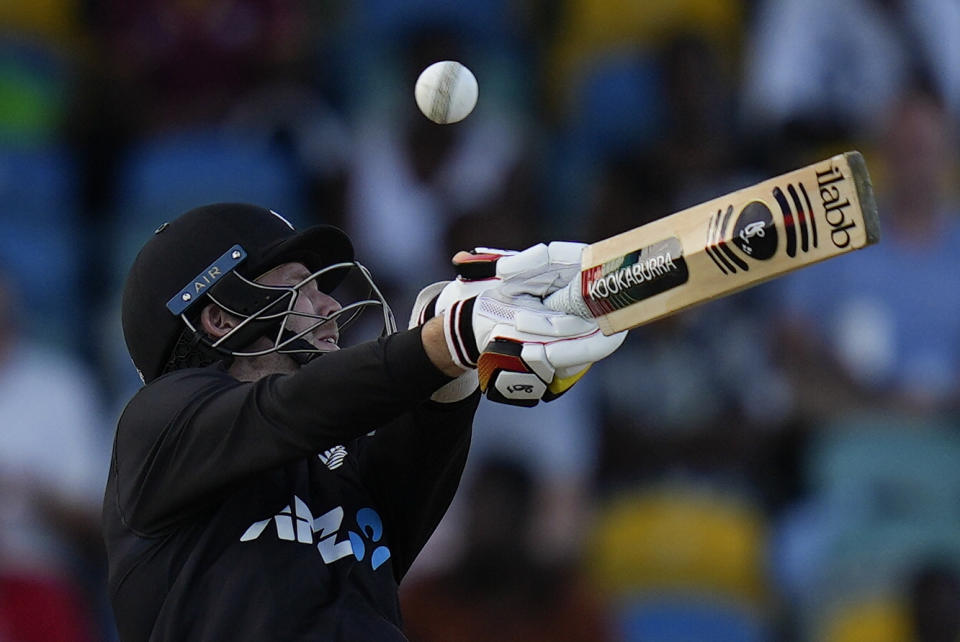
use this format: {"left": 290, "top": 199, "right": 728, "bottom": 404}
{"left": 544, "top": 276, "right": 594, "bottom": 319}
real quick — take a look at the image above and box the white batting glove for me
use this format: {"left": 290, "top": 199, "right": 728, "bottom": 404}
{"left": 442, "top": 289, "right": 626, "bottom": 406}
{"left": 410, "top": 242, "right": 586, "bottom": 329}
{"left": 409, "top": 242, "right": 593, "bottom": 405}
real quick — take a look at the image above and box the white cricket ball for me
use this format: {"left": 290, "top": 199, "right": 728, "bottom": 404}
{"left": 414, "top": 61, "right": 478, "bottom": 124}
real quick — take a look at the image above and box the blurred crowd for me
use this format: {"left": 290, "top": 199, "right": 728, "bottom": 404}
{"left": 2, "top": 1, "right": 960, "bottom": 641}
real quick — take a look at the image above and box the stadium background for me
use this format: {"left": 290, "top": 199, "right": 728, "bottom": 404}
{"left": 1, "top": 1, "right": 959, "bottom": 640}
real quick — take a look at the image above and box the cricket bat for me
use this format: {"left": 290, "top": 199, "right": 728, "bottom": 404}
{"left": 544, "top": 151, "right": 880, "bottom": 334}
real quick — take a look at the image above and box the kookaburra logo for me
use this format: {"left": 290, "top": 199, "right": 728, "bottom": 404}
{"left": 240, "top": 496, "right": 391, "bottom": 570}
{"left": 738, "top": 221, "right": 767, "bottom": 251}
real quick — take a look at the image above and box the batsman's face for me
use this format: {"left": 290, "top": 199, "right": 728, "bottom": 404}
{"left": 257, "top": 262, "right": 342, "bottom": 352}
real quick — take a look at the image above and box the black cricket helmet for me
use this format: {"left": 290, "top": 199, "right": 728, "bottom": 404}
{"left": 121, "top": 203, "right": 396, "bottom": 383}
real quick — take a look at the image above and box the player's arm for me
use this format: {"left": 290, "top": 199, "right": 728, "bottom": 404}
{"left": 112, "top": 326, "right": 456, "bottom": 533}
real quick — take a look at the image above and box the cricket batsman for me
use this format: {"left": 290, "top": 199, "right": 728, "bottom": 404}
{"left": 102, "top": 203, "right": 625, "bottom": 641}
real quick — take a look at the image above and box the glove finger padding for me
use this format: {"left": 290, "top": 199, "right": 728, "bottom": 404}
{"left": 412, "top": 247, "right": 527, "bottom": 330}
{"left": 535, "top": 330, "right": 625, "bottom": 402}
{"left": 451, "top": 242, "right": 585, "bottom": 298}
{"left": 441, "top": 293, "right": 594, "bottom": 369}
{"left": 513, "top": 308, "right": 597, "bottom": 337}
{"left": 495, "top": 241, "right": 585, "bottom": 298}
{"left": 542, "top": 329, "right": 627, "bottom": 368}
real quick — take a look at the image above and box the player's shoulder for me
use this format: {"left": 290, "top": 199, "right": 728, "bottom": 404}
{"left": 121, "top": 364, "right": 238, "bottom": 424}
{"left": 140, "top": 362, "right": 236, "bottom": 392}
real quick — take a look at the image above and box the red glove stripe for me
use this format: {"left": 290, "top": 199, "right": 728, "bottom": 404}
{"left": 456, "top": 297, "right": 480, "bottom": 366}
{"left": 446, "top": 300, "right": 471, "bottom": 367}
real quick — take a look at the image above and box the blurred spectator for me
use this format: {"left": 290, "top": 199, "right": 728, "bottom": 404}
{"left": 224, "top": 77, "right": 356, "bottom": 231}
{"left": 743, "top": 0, "right": 960, "bottom": 143}
{"left": 650, "top": 32, "right": 753, "bottom": 208}
{"left": 0, "top": 271, "right": 110, "bottom": 641}
{"left": 344, "top": 22, "right": 530, "bottom": 314}
{"left": 774, "top": 84, "right": 960, "bottom": 419}
{"left": 581, "top": 150, "right": 676, "bottom": 245}
{"left": 400, "top": 457, "right": 614, "bottom": 642}
{"left": 593, "top": 302, "right": 793, "bottom": 495}
{"left": 547, "top": 26, "right": 751, "bottom": 228}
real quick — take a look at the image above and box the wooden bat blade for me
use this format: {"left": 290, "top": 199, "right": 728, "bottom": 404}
{"left": 553, "top": 151, "right": 879, "bottom": 335}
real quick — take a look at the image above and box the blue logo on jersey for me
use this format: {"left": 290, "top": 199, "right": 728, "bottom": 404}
{"left": 348, "top": 508, "right": 391, "bottom": 570}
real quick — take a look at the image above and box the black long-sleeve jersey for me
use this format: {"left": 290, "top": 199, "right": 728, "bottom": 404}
{"left": 103, "top": 327, "right": 479, "bottom": 641}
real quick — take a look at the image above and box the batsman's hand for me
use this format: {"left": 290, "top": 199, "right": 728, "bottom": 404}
{"left": 442, "top": 289, "right": 626, "bottom": 406}
{"left": 411, "top": 242, "right": 585, "bottom": 327}
{"left": 409, "top": 241, "right": 594, "bottom": 405}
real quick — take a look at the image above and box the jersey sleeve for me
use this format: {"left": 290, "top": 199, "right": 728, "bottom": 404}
{"left": 354, "top": 391, "right": 480, "bottom": 582}
{"left": 110, "top": 327, "right": 452, "bottom": 534}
